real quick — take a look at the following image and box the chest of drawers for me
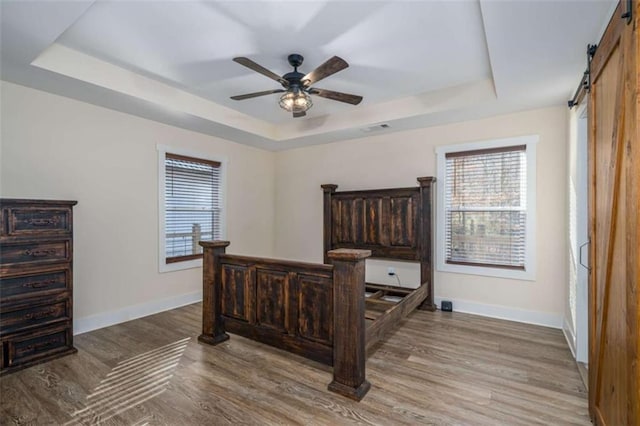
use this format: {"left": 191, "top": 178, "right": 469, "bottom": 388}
{"left": 0, "top": 199, "right": 77, "bottom": 374}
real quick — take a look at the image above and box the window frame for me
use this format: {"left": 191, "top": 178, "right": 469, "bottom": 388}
{"left": 435, "top": 135, "right": 538, "bottom": 281}
{"left": 157, "top": 145, "right": 227, "bottom": 273}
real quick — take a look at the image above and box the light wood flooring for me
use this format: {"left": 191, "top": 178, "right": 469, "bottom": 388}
{"left": 1, "top": 303, "right": 590, "bottom": 425}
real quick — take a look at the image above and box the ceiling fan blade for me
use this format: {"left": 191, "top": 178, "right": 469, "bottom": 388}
{"left": 233, "top": 57, "right": 288, "bottom": 87}
{"left": 293, "top": 111, "right": 306, "bottom": 118}
{"left": 308, "top": 88, "right": 362, "bottom": 105}
{"left": 230, "top": 89, "right": 285, "bottom": 101}
{"left": 302, "top": 56, "right": 348, "bottom": 86}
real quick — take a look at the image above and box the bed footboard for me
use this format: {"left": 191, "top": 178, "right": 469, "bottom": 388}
{"left": 198, "top": 241, "right": 372, "bottom": 400}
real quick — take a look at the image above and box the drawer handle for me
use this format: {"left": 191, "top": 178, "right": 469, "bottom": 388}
{"left": 22, "top": 279, "right": 57, "bottom": 289}
{"left": 24, "top": 309, "right": 57, "bottom": 320}
{"left": 24, "top": 339, "right": 58, "bottom": 352}
{"left": 24, "top": 249, "right": 56, "bottom": 258}
{"left": 25, "top": 218, "right": 59, "bottom": 226}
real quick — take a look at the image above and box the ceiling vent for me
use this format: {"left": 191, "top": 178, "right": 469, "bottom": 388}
{"left": 360, "top": 124, "right": 390, "bottom": 133}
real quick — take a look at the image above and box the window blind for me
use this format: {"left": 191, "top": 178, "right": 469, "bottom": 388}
{"left": 165, "top": 153, "right": 221, "bottom": 263}
{"left": 444, "top": 145, "right": 527, "bottom": 269}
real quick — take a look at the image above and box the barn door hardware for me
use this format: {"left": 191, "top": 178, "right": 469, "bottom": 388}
{"left": 621, "top": 0, "right": 632, "bottom": 24}
{"left": 586, "top": 44, "right": 597, "bottom": 92}
{"left": 568, "top": 72, "right": 589, "bottom": 108}
{"left": 579, "top": 240, "right": 591, "bottom": 271}
{"left": 568, "top": 44, "right": 597, "bottom": 108}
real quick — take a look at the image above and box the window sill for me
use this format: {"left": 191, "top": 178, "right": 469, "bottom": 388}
{"left": 159, "top": 257, "right": 203, "bottom": 273}
{"left": 437, "top": 261, "right": 536, "bottom": 281}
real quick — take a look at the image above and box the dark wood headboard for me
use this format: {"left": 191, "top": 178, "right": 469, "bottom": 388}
{"left": 321, "top": 177, "right": 436, "bottom": 292}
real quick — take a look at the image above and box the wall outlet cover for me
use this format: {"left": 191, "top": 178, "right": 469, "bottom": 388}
{"left": 441, "top": 300, "right": 453, "bottom": 312}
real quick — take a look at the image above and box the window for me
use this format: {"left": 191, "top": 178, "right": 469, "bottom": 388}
{"left": 436, "top": 136, "right": 537, "bottom": 280}
{"left": 158, "top": 146, "right": 225, "bottom": 272}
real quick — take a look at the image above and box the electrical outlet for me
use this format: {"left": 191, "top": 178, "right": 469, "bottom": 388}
{"left": 387, "top": 267, "right": 395, "bottom": 276}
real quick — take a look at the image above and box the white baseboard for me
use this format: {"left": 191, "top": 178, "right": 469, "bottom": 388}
{"left": 434, "top": 296, "right": 563, "bottom": 329}
{"left": 562, "top": 316, "right": 577, "bottom": 359}
{"left": 74, "top": 292, "right": 562, "bottom": 335}
{"left": 74, "top": 291, "right": 202, "bottom": 335}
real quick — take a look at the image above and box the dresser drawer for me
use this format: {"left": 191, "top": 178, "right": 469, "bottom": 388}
{"left": 4, "top": 325, "right": 71, "bottom": 367}
{"left": 6, "top": 207, "right": 72, "bottom": 236}
{"left": 0, "top": 240, "right": 70, "bottom": 268}
{"left": 1, "top": 267, "right": 69, "bottom": 301}
{"left": 1, "top": 295, "right": 70, "bottom": 335}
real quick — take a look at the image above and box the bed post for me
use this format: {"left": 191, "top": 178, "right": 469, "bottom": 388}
{"left": 198, "top": 240, "right": 230, "bottom": 345}
{"left": 327, "top": 248, "right": 372, "bottom": 401}
{"left": 321, "top": 184, "right": 338, "bottom": 264}
{"left": 417, "top": 177, "right": 437, "bottom": 311}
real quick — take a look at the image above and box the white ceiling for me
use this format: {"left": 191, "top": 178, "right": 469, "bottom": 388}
{"left": 1, "top": 0, "right": 615, "bottom": 151}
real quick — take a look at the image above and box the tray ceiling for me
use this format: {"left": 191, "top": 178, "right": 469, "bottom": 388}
{"left": 0, "top": 0, "right": 615, "bottom": 151}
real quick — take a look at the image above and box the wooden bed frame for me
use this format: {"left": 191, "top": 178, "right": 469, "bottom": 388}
{"left": 198, "top": 177, "right": 435, "bottom": 401}
{"left": 322, "top": 176, "right": 436, "bottom": 314}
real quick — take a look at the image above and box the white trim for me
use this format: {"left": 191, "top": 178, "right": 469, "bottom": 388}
{"left": 157, "top": 144, "right": 228, "bottom": 273}
{"left": 577, "top": 101, "right": 588, "bottom": 120}
{"left": 574, "top": 108, "right": 589, "bottom": 364}
{"left": 434, "top": 296, "right": 562, "bottom": 329}
{"left": 435, "top": 135, "right": 538, "bottom": 281}
{"left": 563, "top": 316, "right": 577, "bottom": 359}
{"left": 74, "top": 291, "right": 202, "bottom": 335}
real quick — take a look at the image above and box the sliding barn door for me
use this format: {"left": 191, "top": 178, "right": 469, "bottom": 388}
{"left": 588, "top": 1, "right": 639, "bottom": 424}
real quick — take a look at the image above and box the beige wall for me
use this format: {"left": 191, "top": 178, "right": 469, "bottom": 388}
{"left": 1, "top": 80, "right": 569, "bottom": 330}
{"left": 274, "top": 106, "right": 569, "bottom": 326}
{"left": 0, "top": 81, "right": 276, "bottom": 332}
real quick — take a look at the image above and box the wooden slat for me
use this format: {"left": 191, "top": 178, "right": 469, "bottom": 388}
{"left": 365, "top": 283, "right": 414, "bottom": 295}
{"left": 365, "top": 290, "right": 384, "bottom": 299}
{"left": 365, "top": 297, "right": 396, "bottom": 307}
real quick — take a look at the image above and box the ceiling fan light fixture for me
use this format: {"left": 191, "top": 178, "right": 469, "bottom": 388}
{"left": 232, "top": 54, "right": 360, "bottom": 118}
{"left": 279, "top": 90, "right": 313, "bottom": 113}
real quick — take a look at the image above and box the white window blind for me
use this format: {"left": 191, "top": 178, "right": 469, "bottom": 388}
{"left": 444, "top": 145, "right": 527, "bottom": 269}
{"left": 165, "top": 153, "right": 222, "bottom": 263}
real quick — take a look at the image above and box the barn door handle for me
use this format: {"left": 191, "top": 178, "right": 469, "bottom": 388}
{"left": 622, "top": 0, "right": 632, "bottom": 24}
{"left": 579, "top": 241, "right": 591, "bottom": 271}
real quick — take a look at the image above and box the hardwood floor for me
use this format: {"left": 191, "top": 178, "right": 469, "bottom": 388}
{"left": 0, "top": 303, "right": 590, "bottom": 425}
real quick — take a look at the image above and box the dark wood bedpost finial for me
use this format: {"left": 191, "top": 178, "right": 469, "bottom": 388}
{"left": 198, "top": 240, "right": 231, "bottom": 345}
{"left": 321, "top": 184, "right": 338, "bottom": 264}
{"left": 327, "top": 248, "right": 372, "bottom": 401}
{"left": 417, "top": 177, "right": 437, "bottom": 311}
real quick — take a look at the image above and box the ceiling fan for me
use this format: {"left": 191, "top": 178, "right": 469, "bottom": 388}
{"left": 230, "top": 54, "right": 363, "bottom": 118}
